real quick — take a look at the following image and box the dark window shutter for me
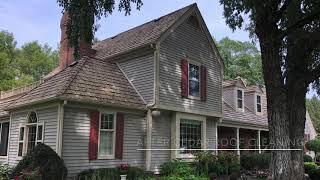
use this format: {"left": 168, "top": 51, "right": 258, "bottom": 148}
{"left": 115, "top": 112, "right": 124, "bottom": 159}
{"left": 200, "top": 65, "right": 207, "bottom": 101}
{"left": 181, "top": 59, "right": 189, "bottom": 98}
{"left": 89, "top": 111, "right": 99, "bottom": 160}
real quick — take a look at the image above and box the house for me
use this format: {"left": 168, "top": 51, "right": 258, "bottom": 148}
{"left": 0, "top": 3, "right": 317, "bottom": 178}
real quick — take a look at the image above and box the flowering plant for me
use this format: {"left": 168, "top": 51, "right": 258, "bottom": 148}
{"left": 118, "top": 163, "right": 129, "bottom": 174}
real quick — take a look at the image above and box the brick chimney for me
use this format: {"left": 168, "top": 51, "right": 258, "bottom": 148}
{"left": 59, "top": 12, "right": 95, "bottom": 69}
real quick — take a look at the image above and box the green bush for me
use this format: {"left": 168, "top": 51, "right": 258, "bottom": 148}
{"left": 240, "top": 153, "right": 271, "bottom": 170}
{"left": 309, "top": 168, "right": 320, "bottom": 180}
{"left": 160, "top": 160, "right": 195, "bottom": 178}
{"left": 0, "top": 164, "right": 12, "bottom": 180}
{"left": 306, "top": 139, "right": 320, "bottom": 154}
{"left": 304, "top": 154, "right": 313, "bottom": 162}
{"left": 76, "top": 167, "right": 145, "bottom": 180}
{"left": 304, "top": 162, "right": 318, "bottom": 174}
{"left": 12, "top": 143, "right": 67, "bottom": 180}
{"left": 194, "top": 151, "right": 216, "bottom": 176}
{"left": 210, "top": 152, "right": 240, "bottom": 176}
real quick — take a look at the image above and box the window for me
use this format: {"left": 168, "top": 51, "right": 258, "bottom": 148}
{"left": 237, "top": 89, "right": 244, "bottom": 109}
{"left": 0, "top": 122, "right": 9, "bottom": 156}
{"left": 180, "top": 120, "right": 202, "bottom": 155}
{"left": 98, "top": 113, "right": 115, "bottom": 159}
{"left": 18, "top": 111, "right": 44, "bottom": 156}
{"left": 256, "top": 95, "right": 262, "bottom": 113}
{"left": 188, "top": 63, "right": 200, "bottom": 97}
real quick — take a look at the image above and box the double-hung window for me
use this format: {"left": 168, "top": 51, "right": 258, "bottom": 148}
{"left": 18, "top": 111, "right": 44, "bottom": 156}
{"left": 98, "top": 113, "right": 116, "bottom": 159}
{"left": 0, "top": 122, "right": 9, "bottom": 156}
{"left": 180, "top": 120, "right": 202, "bottom": 155}
{"left": 188, "top": 63, "right": 200, "bottom": 98}
{"left": 237, "top": 89, "right": 244, "bottom": 110}
{"left": 256, "top": 95, "right": 262, "bottom": 113}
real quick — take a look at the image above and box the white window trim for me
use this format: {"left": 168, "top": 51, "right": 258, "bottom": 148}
{"left": 235, "top": 88, "right": 244, "bottom": 112}
{"left": 171, "top": 112, "right": 206, "bottom": 159}
{"left": 255, "top": 94, "right": 262, "bottom": 115}
{"left": 17, "top": 111, "right": 44, "bottom": 157}
{"left": 97, "top": 111, "right": 116, "bottom": 160}
{"left": 0, "top": 121, "right": 10, "bottom": 157}
{"left": 187, "top": 61, "right": 201, "bottom": 100}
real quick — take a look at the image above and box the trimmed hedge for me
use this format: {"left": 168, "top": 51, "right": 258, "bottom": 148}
{"left": 240, "top": 153, "right": 271, "bottom": 170}
{"left": 304, "top": 162, "right": 318, "bottom": 174}
{"left": 76, "top": 167, "right": 145, "bottom": 180}
{"left": 304, "top": 154, "right": 313, "bottom": 162}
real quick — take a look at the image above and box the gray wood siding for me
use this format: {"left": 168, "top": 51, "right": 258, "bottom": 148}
{"left": 119, "top": 54, "right": 155, "bottom": 105}
{"left": 158, "top": 17, "right": 222, "bottom": 115}
{"left": 151, "top": 112, "right": 171, "bottom": 172}
{"left": 223, "top": 87, "right": 235, "bottom": 109}
{"left": 244, "top": 92, "right": 255, "bottom": 113}
{"left": 206, "top": 118, "right": 217, "bottom": 149}
{"left": 62, "top": 107, "right": 147, "bottom": 178}
{"left": 8, "top": 106, "right": 58, "bottom": 165}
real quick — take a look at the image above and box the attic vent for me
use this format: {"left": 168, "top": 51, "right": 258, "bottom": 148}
{"left": 188, "top": 15, "right": 200, "bottom": 30}
{"left": 154, "top": 17, "right": 162, "bottom": 22}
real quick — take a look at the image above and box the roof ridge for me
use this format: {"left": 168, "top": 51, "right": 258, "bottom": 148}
{"left": 57, "top": 57, "right": 88, "bottom": 96}
{"left": 93, "top": 3, "right": 194, "bottom": 48}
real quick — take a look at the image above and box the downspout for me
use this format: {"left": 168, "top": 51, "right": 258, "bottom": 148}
{"left": 56, "top": 101, "right": 66, "bottom": 157}
{"left": 145, "top": 43, "right": 160, "bottom": 171}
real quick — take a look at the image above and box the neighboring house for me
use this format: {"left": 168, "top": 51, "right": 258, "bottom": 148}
{"left": 0, "top": 3, "right": 317, "bottom": 179}
{"left": 305, "top": 111, "right": 317, "bottom": 157}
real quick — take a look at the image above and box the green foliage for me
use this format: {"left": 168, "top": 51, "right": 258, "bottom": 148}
{"left": 304, "top": 154, "right": 313, "bottom": 162}
{"left": 57, "top": 0, "right": 143, "bottom": 58}
{"left": 240, "top": 153, "right": 271, "bottom": 170}
{"left": 194, "top": 151, "right": 216, "bottom": 176}
{"left": 210, "top": 152, "right": 240, "bottom": 176}
{"left": 307, "top": 96, "right": 320, "bottom": 133}
{"left": 217, "top": 37, "right": 263, "bottom": 85}
{"left": 309, "top": 168, "right": 320, "bottom": 180}
{"left": 12, "top": 143, "right": 67, "bottom": 180}
{"left": 306, "top": 139, "right": 320, "bottom": 153}
{"left": 76, "top": 166, "right": 145, "bottom": 180}
{"left": 304, "top": 162, "right": 318, "bottom": 174}
{"left": 0, "top": 164, "right": 12, "bottom": 180}
{"left": 160, "top": 160, "right": 195, "bottom": 178}
{"left": 0, "top": 30, "right": 59, "bottom": 91}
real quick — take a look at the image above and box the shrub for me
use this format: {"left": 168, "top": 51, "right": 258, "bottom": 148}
{"left": 309, "top": 168, "right": 320, "bottom": 180}
{"left": 240, "top": 153, "right": 271, "bottom": 170}
{"left": 12, "top": 143, "right": 67, "bottom": 180}
{"left": 210, "top": 152, "right": 240, "bottom": 176}
{"left": 194, "top": 151, "right": 216, "bottom": 175}
{"left": 306, "top": 139, "right": 320, "bottom": 154}
{"left": 76, "top": 166, "right": 145, "bottom": 180}
{"left": 0, "top": 164, "right": 12, "bottom": 180}
{"left": 304, "top": 162, "right": 318, "bottom": 174}
{"left": 304, "top": 154, "right": 313, "bottom": 162}
{"left": 160, "top": 160, "right": 195, "bottom": 177}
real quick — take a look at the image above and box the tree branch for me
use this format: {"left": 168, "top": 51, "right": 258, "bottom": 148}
{"left": 282, "top": 10, "right": 320, "bottom": 37}
{"left": 274, "top": 0, "right": 292, "bottom": 23}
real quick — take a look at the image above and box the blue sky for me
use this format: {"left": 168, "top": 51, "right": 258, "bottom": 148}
{"left": 0, "top": 0, "right": 317, "bottom": 98}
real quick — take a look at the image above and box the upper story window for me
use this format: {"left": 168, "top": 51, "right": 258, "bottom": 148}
{"left": 18, "top": 111, "right": 44, "bottom": 156}
{"left": 256, "top": 95, "right": 262, "bottom": 113}
{"left": 237, "top": 89, "right": 244, "bottom": 110}
{"left": 98, "top": 113, "right": 116, "bottom": 159}
{"left": 0, "top": 121, "right": 9, "bottom": 156}
{"left": 188, "top": 63, "right": 200, "bottom": 98}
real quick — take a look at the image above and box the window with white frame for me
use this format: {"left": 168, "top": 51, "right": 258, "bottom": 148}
{"left": 98, "top": 113, "right": 115, "bottom": 159}
{"left": 237, "top": 89, "right": 244, "bottom": 110}
{"left": 18, "top": 111, "right": 44, "bottom": 156}
{"left": 0, "top": 121, "right": 9, "bottom": 156}
{"left": 256, "top": 95, "right": 262, "bottom": 113}
{"left": 188, "top": 63, "right": 200, "bottom": 97}
{"left": 180, "top": 119, "right": 202, "bottom": 155}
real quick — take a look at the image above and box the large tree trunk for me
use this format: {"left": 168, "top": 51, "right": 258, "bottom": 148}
{"left": 259, "top": 35, "right": 292, "bottom": 179}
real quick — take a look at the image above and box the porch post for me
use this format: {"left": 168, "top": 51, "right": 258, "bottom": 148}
{"left": 236, "top": 128, "right": 240, "bottom": 156}
{"left": 258, "top": 130, "right": 261, "bottom": 154}
{"left": 146, "top": 109, "right": 153, "bottom": 171}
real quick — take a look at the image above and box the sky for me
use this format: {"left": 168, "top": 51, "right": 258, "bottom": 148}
{"left": 0, "top": 0, "right": 317, "bottom": 98}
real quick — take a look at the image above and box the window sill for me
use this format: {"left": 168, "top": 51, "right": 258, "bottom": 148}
{"left": 97, "top": 156, "right": 115, "bottom": 160}
{"left": 187, "top": 95, "right": 201, "bottom": 100}
{"left": 0, "top": 156, "right": 7, "bottom": 160}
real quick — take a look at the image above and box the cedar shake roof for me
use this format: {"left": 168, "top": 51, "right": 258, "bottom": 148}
{"left": 0, "top": 95, "right": 24, "bottom": 117}
{"left": 93, "top": 4, "right": 192, "bottom": 59}
{"left": 8, "top": 56, "right": 145, "bottom": 109}
{"left": 6, "top": 4, "right": 195, "bottom": 110}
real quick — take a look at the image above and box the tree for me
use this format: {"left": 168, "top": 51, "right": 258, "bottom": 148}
{"left": 219, "top": 0, "right": 320, "bottom": 179}
{"left": 306, "top": 96, "right": 320, "bottom": 133}
{"left": 16, "top": 42, "right": 59, "bottom": 81}
{"left": 306, "top": 139, "right": 320, "bottom": 157}
{"left": 57, "top": 0, "right": 143, "bottom": 58}
{"left": 217, "top": 37, "right": 263, "bottom": 85}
